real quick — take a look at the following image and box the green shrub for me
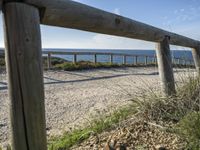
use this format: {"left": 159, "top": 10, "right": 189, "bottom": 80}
{"left": 0, "top": 57, "right": 5, "bottom": 66}
{"left": 176, "top": 112, "right": 200, "bottom": 149}
{"left": 54, "top": 61, "right": 121, "bottom": 71}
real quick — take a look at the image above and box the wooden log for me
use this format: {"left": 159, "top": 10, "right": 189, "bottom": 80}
{"left": 47, "top": 52, "right": 52, "bottom": 69}
{"left": 156, "top": 36, "right": 176, "bottom": 96}
{"left": 192, "top": 46, "right": 200, "bottom": 74}
{"left": 3, "top": 3, "right": 47, "bottom": 150}
{"left": 24, "top": 0, "right": 200, "bottom": 48}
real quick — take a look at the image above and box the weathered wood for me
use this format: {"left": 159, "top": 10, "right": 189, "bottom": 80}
{"left": 24, "top": 0, "right": 200, "bottom": 48}
{"left": 123, "top": 55, "right": 126, "bottom": 64}
{"left": 47, "top": 53, "right": 52, "bottom": 69}
{"left": 3, "top": 3, "right": 47, "bottom": 150}
{"left": 135, "top": 56, "right": 138, "bottom": 65}
{"left": 74, "top": 54, "right": 77, "bottom": 63}
{"left": 192, "top": 46, "right": 200, "bottom": 74}
{"left": 110, "top": 54, "right": 113, "bottom": 64}
{"left": 145, "top": 56, "right": 148, "bottom": 65}
{"left": 94, "top": 54, "right": 97, "bottom": 64}
{"left": 156, "top": 36, "right": 176, "bottom": 96}
{"left": 0, "top": 0, "right": 2, "bottom": 10}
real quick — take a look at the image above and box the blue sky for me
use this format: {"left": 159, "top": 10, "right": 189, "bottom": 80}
{"left": 0, "top": 0, "right": 200, "bottom": 50}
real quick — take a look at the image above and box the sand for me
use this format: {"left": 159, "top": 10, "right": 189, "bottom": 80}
{"left": 0, "top": 67, "right": 196, "bottom": 146}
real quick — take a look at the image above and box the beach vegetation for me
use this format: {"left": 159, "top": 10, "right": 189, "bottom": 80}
{"left": 48, "top": 104, "right": 138, "bottom": 150}
{"left": 48, "top": 73, "right": 200, "bottom": 149}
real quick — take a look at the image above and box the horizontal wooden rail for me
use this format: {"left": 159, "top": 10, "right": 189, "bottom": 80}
{"left": 24, "top": 0, "right": 200, "bottom": 48}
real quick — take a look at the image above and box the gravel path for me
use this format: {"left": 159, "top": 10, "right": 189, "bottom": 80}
{"left": 0, "top": 67, "right": 196, "bottom": 146}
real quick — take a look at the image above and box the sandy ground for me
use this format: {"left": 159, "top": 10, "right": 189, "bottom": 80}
{"left": 0, "top": 67, "right": 196, "bottom": 146}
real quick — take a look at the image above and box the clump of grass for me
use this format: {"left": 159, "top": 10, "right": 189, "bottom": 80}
{"left": 48, "top": 104, "right": 138, "bottom": 150}
{"left": 137, "top": 76, "right": 200, "bottom": 123}
{"left": 54, "top": 61, "right": 121, "bottom": 71}
{"left": 135, "top": 74, "right": 200, "bottom": 149}
{"left": 176, "top": 112, "right": 200, "bottom": 149}
{"left": 0, "top": 57, "right": 5, "bottom": 66}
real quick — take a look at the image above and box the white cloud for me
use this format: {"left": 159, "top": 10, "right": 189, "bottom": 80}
{"left": 113, "top": 8, "right": 120, "bottom": 15}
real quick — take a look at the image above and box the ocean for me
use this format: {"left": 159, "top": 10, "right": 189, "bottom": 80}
{"left": 44, "top": 49, "right": 194, "bottom": 65}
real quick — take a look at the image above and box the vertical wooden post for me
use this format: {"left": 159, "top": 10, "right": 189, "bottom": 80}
{"left": 74, "top": 54, "right": 77, "bottom": 63}
{"left": 47, "top": 52, "right": 52, "bottom": 69}
{"left": 192, "top": 46, "right": 200, "bottom": 74}
{"left": 110, "top": 54, "right": 113, "bottom": 64}
{"left": 123, "top": 55, "right": 126, "bottom": 65}
{"left": 135, "top": 56, "right": 138, "bottom": 65}
{"left": 3, "top": 3, "right": 47, "bottom": 150}
{"left": 156, "top": 36, "right": 176, "bottom": 96}
{"left": 177, "top": 58, "right": 180, "bottom": 66}
{"left": 145, "top": 56, "right": 148, "bottom": 66}
{"left": 94, "top": 54, "right": 97, "bottom": 64}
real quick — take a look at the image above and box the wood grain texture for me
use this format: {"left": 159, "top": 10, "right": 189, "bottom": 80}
{"left": 24, "top": 0, "right": 200, "bottom": 48}
{"left": 192, "top": 46, "right": 200, "bottom": 74}
{"left": 3, "top": 2, "right": 47, "bottom": 150}
{"left": 0, "top": 0, "right": 2, "bottom": 10}
{"left": 156, "top": 37, "right": 176, "bottom": 96}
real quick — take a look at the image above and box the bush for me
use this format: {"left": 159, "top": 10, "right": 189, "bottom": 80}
{"left": 0, "top": 57, "right": 5, "bottom": 66}
{"left": 176, "top": 112, "right": 200, "bottom": 149}
{"left": 54, "top": 61, "right": 121, "bottom": 71}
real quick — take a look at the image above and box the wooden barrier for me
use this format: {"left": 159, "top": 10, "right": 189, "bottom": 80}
{"left": 1, "top": 0, "right": 200, "bottom": 149}
{"left": 156, "top": 36, "right": 175, "bottom": 95}
{"left": 3, "top": 2, "right": 47, "bottom": 150}
{"left": 24, "top": 0, "right": 200, "bottom": 48}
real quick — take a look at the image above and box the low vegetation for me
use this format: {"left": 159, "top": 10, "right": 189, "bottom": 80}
{"left": 48, "top": 74, "right": 200, "bottom": 149}
{"left": 54, "top": 61, "right": 123, "bottom": 71}
{"left": 48, "top": 104, "right": 138, "bottom": 149}
{"left": 0, "top": 57, "right": 5, "bottom": 67}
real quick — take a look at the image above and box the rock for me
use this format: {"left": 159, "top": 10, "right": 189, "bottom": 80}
{"left": 155, "top": 145, "right": 167, "bottom": 150}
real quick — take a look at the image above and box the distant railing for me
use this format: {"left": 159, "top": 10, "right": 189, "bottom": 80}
{"left": 43, "top": 50, "right": 194, "bottom": 69}
{"left": 0, "top": 49, "right": 194, "bottom": 70}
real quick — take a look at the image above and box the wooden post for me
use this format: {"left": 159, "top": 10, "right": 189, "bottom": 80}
{"left": 110, "top": 54, "right": 113, "bottom": 64}
{"left": 74, "top": 54, "right": 77, "bottom": 63}
{"left": 94, "top": 54, "right": 97, "bottom": 64}
{"left": 123, "top": 55, "right": 126, "bottom": 65}
{"left": 192, "top": 46, "right": 200, "bottom": 74}
{"left": 3, "top": 3, "right": 47, "bottom": 150}
{"left": 135, "top": 56, "right": 138, "bottom": 65}
{"left": 156, "top": 36, "right": 176, "bottom": 96}
{"left": 145, "top": 56, "right": 148, "bottom": 66}
{"left": 154, "top": 54, "right": 157, "bottom": 65}
{"left": 47, "top": 52, "right": 52, "bottom": 69}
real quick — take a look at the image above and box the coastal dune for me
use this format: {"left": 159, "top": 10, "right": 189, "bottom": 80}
{"left": 0, "top": 67, "right": 195, "bottom": 146}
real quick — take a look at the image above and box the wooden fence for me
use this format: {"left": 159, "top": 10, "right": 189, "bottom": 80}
{"left": 0, "top": 49, "right": 194, "bottom": 69}
{"left": 43, "top": 50, "right": 194, "bottom": 68}
{"left": 0, "top": 0, "right": 200, "bottom": 149}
